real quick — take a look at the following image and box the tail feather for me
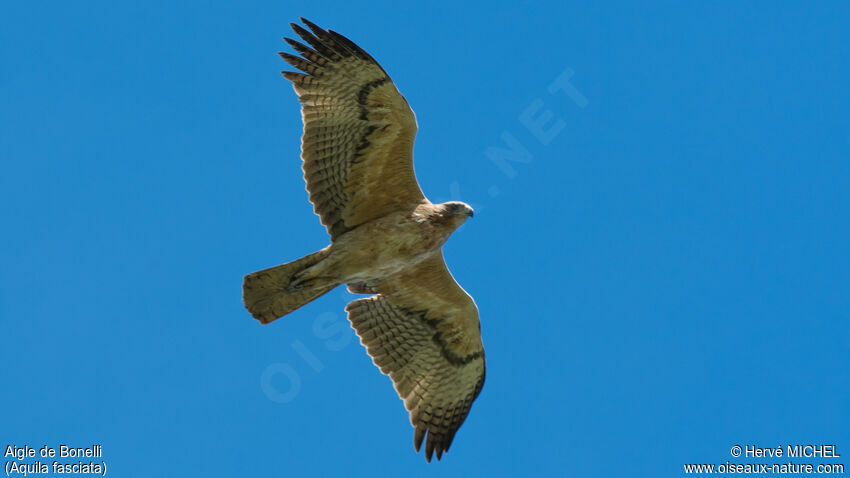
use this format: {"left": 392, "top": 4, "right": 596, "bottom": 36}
{"left": 243, "top": 247, "right": 339, "bottom": 324}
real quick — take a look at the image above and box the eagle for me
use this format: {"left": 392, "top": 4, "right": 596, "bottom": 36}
{"left": 242, "top": 19, "right": 486, "bottom": 462}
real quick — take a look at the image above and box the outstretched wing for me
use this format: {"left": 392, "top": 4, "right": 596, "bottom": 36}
{"left": 280, "top": 18, "right": 426, "bottom": 240}
{"left": 345, "top": 253, "right": 485, "bottom": 462}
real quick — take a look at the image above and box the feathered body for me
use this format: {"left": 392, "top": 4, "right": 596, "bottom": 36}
{"left": 319, "top": 202, "right": 472, "bottom": 283}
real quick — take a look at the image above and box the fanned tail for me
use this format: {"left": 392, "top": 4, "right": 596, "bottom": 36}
{"left": 243, "top": 247, "right": 339, "bottom": 324}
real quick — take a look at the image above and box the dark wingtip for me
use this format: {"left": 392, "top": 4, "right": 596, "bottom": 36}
{"left": 290, "top": 23, "right": 317, "bottom": 46}
{"left": 281, "top": 71, "right": 304, "bottom": 82}
{"left": 413, "top": 427, "right": 425, "bottom": 452}
{"left": 425, "top": 434, "right": 435, "bottom": 462}
{"left": 300, "top": 17, "right": 322, "bottom": 30}
{"left": 278, "top": 51, "right": 302, "bottom": 65}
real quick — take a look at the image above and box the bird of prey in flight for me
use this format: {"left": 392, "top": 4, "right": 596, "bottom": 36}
{"left": 243, "top": 18, "right": 485, "bottom": 462}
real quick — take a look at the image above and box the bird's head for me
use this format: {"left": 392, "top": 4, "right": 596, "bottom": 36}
{"left": 439, "top": 201, "right": 475, "bottom": 226}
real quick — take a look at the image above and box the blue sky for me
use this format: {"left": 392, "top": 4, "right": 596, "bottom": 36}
{"left": 2, "top": 1, "right": 848, "bottom": 476}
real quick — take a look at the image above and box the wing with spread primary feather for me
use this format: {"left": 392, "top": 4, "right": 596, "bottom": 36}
{"left": 280, "top": 18, "right": 425, "bottom": 240}
{"left": 346, "top": 253, "right": 485, "bottom": 462}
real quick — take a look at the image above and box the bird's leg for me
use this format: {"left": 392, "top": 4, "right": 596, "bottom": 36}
{"left": 287, "top": 255, "right": 337, "bottom": 292}
{"left": 287, "top": 267, "right": 319, "bottom": 291}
